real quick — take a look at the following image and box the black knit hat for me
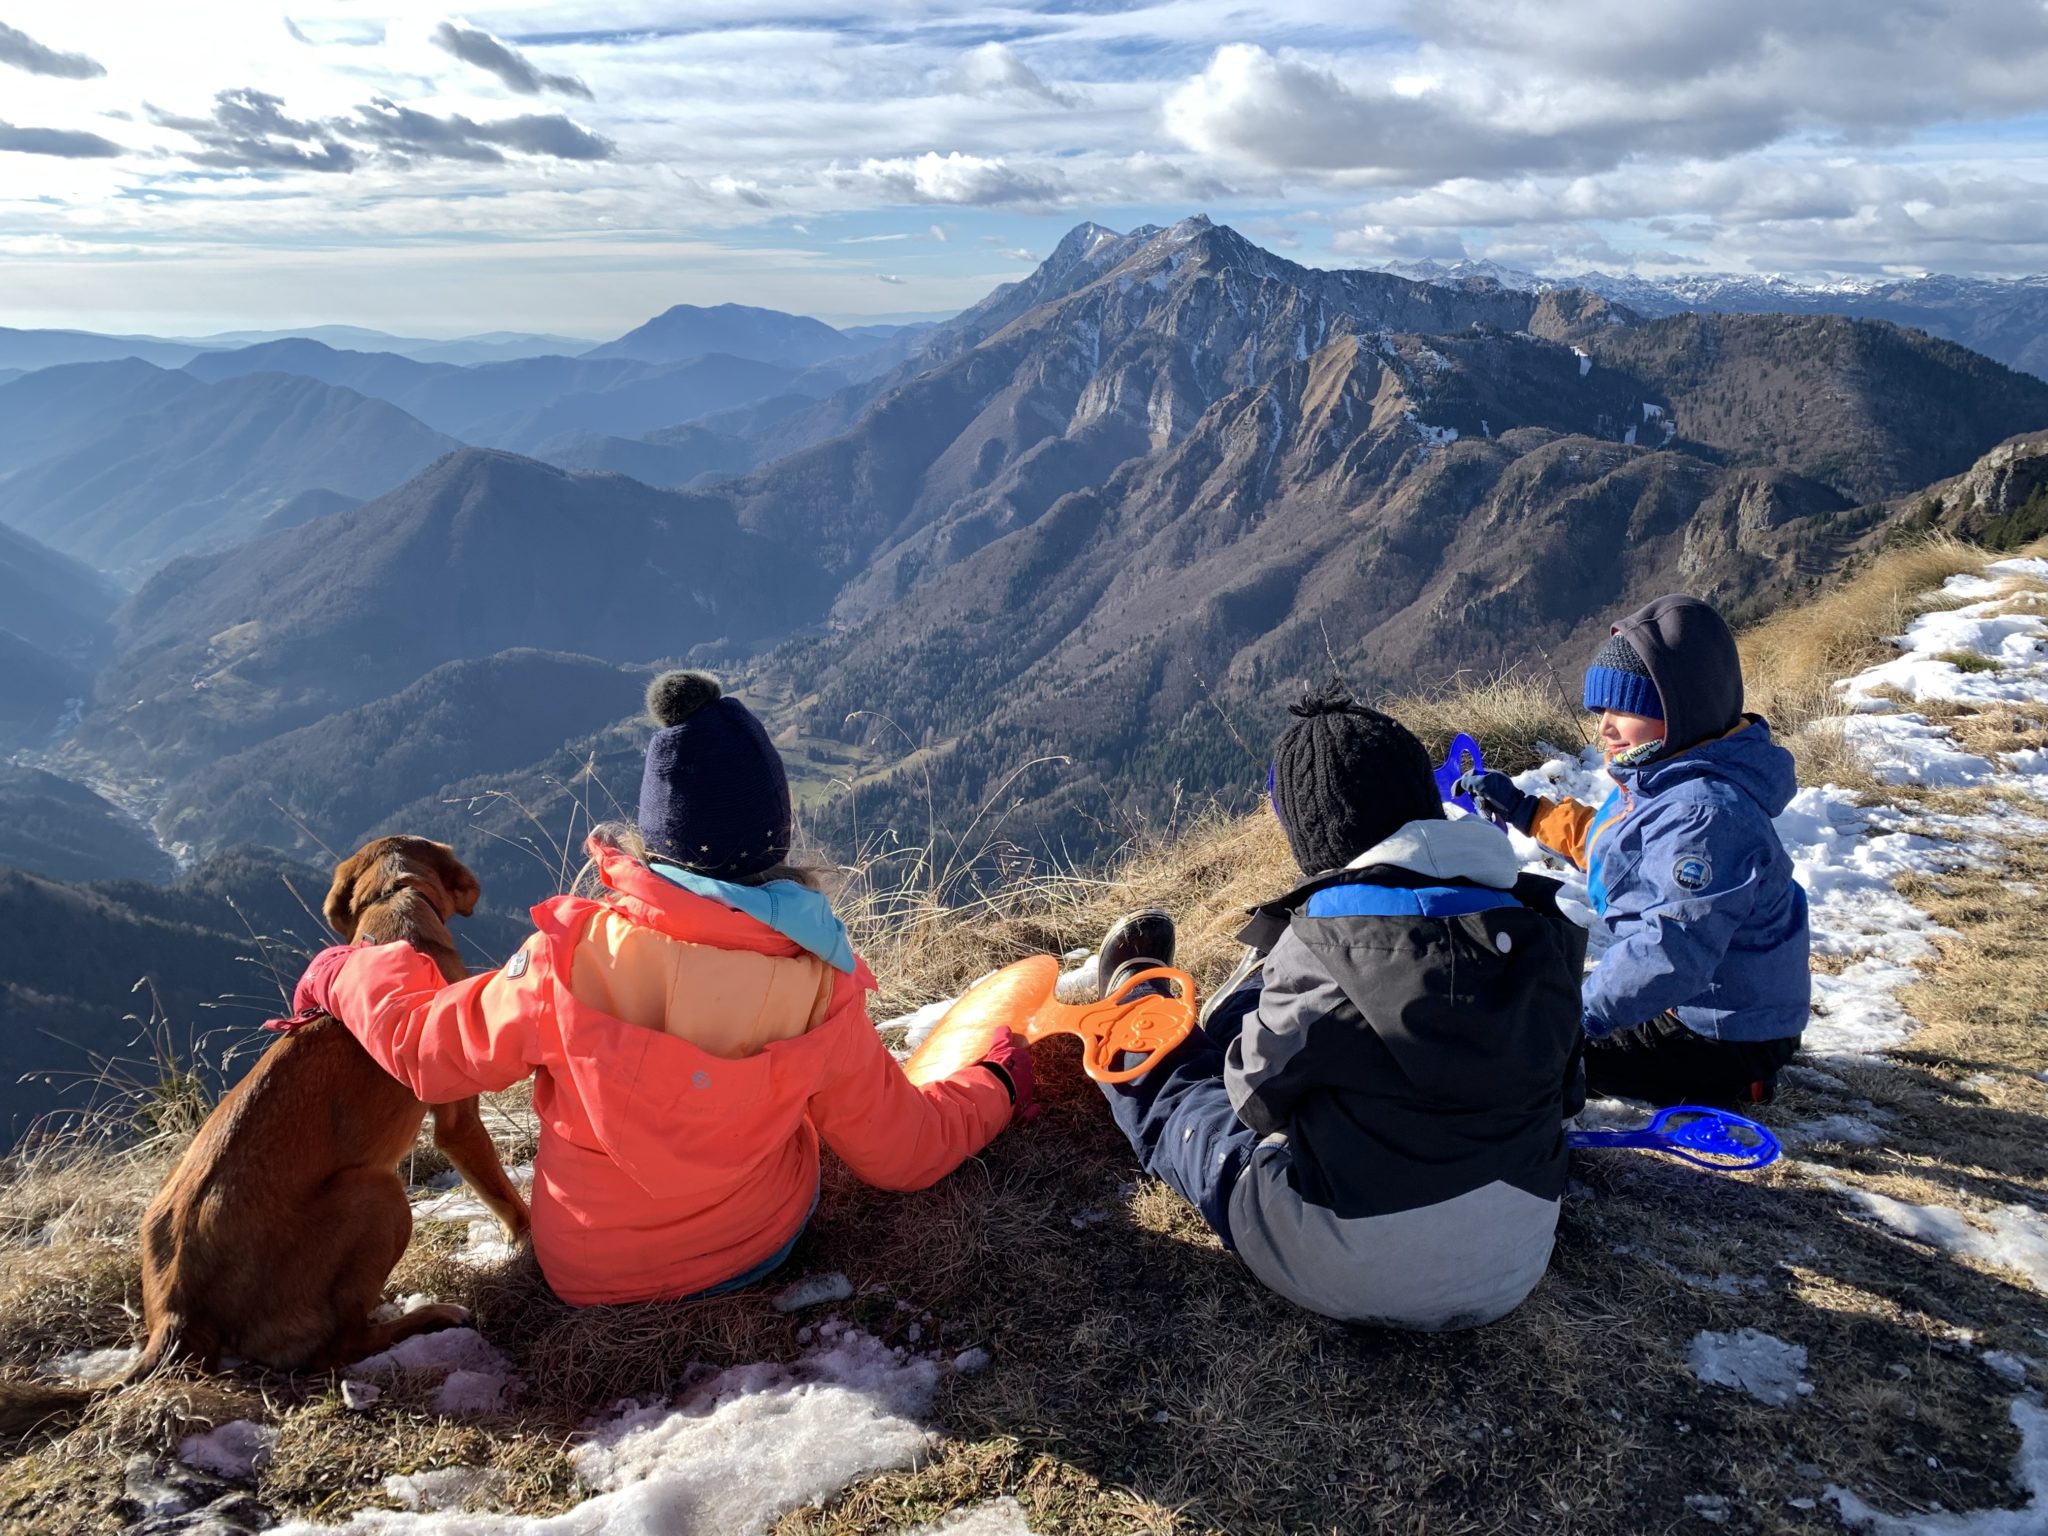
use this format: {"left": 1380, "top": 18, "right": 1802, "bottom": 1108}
{"left": 1583, "top": 632, "right": 1665, "bottom": 720}
{"left": 1269, "top": 688, "right": 1444, "bottom": 877}
{"left": 636, "top": 671, "right": 792, "bottom": 880}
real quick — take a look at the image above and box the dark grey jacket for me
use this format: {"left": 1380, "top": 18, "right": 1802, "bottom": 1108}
{"left": 1218, "top": 818, "right": 1586, "bottom": 1329}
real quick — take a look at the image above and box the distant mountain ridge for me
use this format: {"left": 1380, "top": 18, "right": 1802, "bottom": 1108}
{"left": 74, "top": 448, "right": 832, "bottom": 778}
{"left": 1381, "top": 258, "right": 2048, "bottom": 381}
{"left": 585, "top": 303, "right": 863, "bottom": 367}
{"left": 0, "top": 371, "right": 460, "bottom": 576}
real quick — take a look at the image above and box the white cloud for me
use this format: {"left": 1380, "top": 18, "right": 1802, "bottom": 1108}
{"left": 824, "top": 151, "right": 1071, "bottom": 208}
{"left": 947, "top": 41, "right": 1076, "bottom": 106}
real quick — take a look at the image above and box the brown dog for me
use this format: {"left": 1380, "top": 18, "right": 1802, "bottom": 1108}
{"left": 0, "top": 837, "right": 529, "bottom": 1434}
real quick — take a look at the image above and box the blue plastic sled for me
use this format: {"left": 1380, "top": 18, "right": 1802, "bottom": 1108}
{"left": 1434, "top": 733, "right": 1485, "bottom": 814}
{"left": 1569, "top": 1105, "right": 1781, "bottom": 1172}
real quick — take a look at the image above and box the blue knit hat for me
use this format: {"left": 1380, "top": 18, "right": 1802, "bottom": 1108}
{"left": 636, "top": 671, "right": 791, "bottom": 880}
{"left": 1583, "top": 631, "right": 1665, "bottom": 720}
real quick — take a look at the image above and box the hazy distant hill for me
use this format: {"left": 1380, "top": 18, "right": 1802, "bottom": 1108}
{"left": 529, "top": 423, "right": 757, "bottom": 486}
{"left": 0, "top": 326, "right": 206, "bottom": 371}
{"left": 157, "top": 649, "right": 649, "bottom": 863}
{"left": 585, "top": 302, "right": 861, "bottom": 367}
{"left": 79, "top": 449, "right": 832, "bottom": 777}
{"left": 0, "top": 631, "right": 92, "bottom": 751}
{"left": 185, "top": 340, "right": 802, "bottom": 450}
{"left": 0, "top": 358, "right": 201, "bottom": 477}
{"left": 0, "top": 372, "right": 459, "bottom": 575}
{"left": 0, "top": 766, "right": 170, "bottom": 885}
{"left": 0, "top": 519, "right": 120, "bottom": 657}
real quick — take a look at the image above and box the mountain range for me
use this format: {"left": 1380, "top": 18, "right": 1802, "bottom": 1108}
{"left": 1382, "top": 259, "right": 2048, "bottom": 382}
{"left": 8, "top": 215, "right": 2048, "bottom": 1141}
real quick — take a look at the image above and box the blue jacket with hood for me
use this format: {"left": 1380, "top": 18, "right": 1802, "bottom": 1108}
{"left": 1528, "top": 596, "right": 1810, "bottom": 1043}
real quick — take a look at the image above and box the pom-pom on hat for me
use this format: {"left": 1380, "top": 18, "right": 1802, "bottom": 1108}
{"left": 1269, "top": 688, "right": 1443, "bottom": 877}
{"left": 1582, "top": 632, "right": 1665, "bottom": 721}
{"left": 636, "top": 670, "right": 792, "bottom": 881}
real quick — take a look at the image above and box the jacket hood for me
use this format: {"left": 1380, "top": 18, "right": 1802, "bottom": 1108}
{"left": 1346, "top": 816, "right": 1524, "bottom": 889}
{"left": 1610, "top": 594, "right": 1743, "bottom": 754}
{"left": 1623, "top": 716, "right": 1799, "bottom": 817}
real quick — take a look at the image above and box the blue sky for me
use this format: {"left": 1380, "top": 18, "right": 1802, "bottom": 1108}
{"left": 4, "top": 1, "right": 2048, "bottom": 338}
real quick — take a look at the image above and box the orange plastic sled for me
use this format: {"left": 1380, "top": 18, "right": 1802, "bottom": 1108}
{"left": 902, "top": 956, "right": 1197, "bottom": 1087}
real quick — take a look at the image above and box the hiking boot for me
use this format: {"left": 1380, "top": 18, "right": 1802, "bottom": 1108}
{"left": 1096, "top": 909, "right": 1176, "bottom": 1000}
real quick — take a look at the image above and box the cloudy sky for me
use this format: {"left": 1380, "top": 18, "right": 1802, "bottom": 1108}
{"left": 6, "top": 1, "right": 2048, "bottom": 338}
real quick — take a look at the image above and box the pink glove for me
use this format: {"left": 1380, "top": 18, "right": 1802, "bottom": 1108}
{"left": 979, "top": 1030, "right": 1038, "bottom": 1121}
{"left": 263, "top": 944, "right": 356, "bottom": 1032}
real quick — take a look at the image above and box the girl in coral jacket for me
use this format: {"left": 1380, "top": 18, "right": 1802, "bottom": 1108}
{"left": 289, "top": 671, "right": 1030, "bottom": 1306}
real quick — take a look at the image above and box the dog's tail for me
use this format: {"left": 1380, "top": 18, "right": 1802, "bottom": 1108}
{"left": 0, "top": 1316, "right": 202, "bottom": 1438}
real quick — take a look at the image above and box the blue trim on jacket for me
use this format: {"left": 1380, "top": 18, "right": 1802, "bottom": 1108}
{"left": 1306, "top": 885, "right": 1524, "bottom": 919}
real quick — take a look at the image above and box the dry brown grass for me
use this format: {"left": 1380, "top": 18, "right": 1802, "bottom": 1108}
{"left": 9, "top": 544, "right": 2048, "bottom": 1534}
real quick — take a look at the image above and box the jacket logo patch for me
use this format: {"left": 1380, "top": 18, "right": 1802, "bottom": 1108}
{"left": 691, "top": 1070, "right": 712, "bottom": 1091}
{"left": 1672, "top": 854, "right": 1712, "bottom": 892}
{"left": 504, "top": 948, "right": 531, "bottom": 979}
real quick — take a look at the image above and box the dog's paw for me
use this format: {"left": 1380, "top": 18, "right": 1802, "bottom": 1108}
{"left": 411, "top": 1303, "right": 471, "bottom": 1332}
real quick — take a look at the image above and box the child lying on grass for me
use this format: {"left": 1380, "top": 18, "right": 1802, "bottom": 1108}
{"left": 288, "top": 671, "right": 1028, "bottom": 1305}
{"left": 1088, "top": 691, "right": 1585, "bottom": 1330}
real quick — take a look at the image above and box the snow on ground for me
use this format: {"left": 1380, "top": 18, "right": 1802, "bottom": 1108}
{"left": 177, "top": 1418, "right": 279, "bottom": 1479}
{"left": 1841, "top": 564, "right": 2048, "bottom": 709}
{"left": 39, "top": 1344, "right": 138, "bottom": 1383}
{"left": 349, "top": 1325, "right": 524, "bottom": 1418}
{"left": 1686, "top": 1328, "right": 1812, "bottom": 1407}
{"left": 905, "top": 1497, "right": 1038, "bottom": 1535}
{"left": 275, "top": 1324, "right": 948, "bottom": 1535}
{"left": 1828, "top": 1398, "right": 2048, "bottom": 1534}
{"left": 1842, "top": 1188, "right": 2048, "bottom": 1294}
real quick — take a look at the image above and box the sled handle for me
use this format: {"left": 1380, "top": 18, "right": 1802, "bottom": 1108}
{"left": 1568, "top": 1105, "right": 1781, "bottom": 1171}
{"left": 1434, "top": 733, "right": 1485, "bottom": 814}
{"left": 1026, "top": 966, "right": 1197, "bottom": 1084}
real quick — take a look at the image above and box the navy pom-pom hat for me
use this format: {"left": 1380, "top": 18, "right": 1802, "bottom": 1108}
{"left": 636, "top": 670, "right": 792, "bottom": 881}
{"left": 1583, "top": 632, "right": 1665, "bottom": 721}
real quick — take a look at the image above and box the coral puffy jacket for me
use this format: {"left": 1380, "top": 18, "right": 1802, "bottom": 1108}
{"left": 323, "top": 843, "right": 1011, "bottom": 1304}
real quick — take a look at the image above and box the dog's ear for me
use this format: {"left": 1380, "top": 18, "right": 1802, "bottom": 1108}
{"left": 323, "top": 843, "right": 384, "bottom": 940}
{"left": 419, "top": 840, "right": 481, "bottom": 918}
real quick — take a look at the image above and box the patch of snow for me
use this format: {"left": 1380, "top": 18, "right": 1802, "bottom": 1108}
{"left": 1686, "top": 1328, "right": 1812, "bottom": 1407}
{"left": 273, "top": 1328, "right": 942, "bottom": 1536}
{"left": 877, "top": 997, "right": 956, "bottom": 1056}
{"left": 952, "top": 1346, "right": 992, "bottom": 1373}
{"left": 1683, "top": 1493, "right": 1731, "bottom": 1524}
{"left": 1841, "top": 595, "right": 2048, "bottom": 709}
{"left": 1841, "top": 714, "right": 1998, "bottom": 787}
{"left": 1572, "top": 346, "right": 1592, "bottom": 376}
{"left": 1827, "top": 1398, "right": 2048, "bottom": 1534}
{"left": 437, "top": 1370, "right": 513, "bottom": 1416}
{"left": 384, "top": 1468, "right": 496, "bottom": 1512}
{"left": 1623, "top": 424, "right": 1638, "bottom": 447}
{"left": 1844, "top": 1189, "right": 2048, "bottom": 1292}
{"left": 772, "top": 1272, "right": 853, "bottom": 1313}
{"left": 1404, "top": 410, "right": 1459, "bottom": 450}
{"left": 1642, "top": 402, "right": 1666, "bottom": 420}
{"left": 342, "top": 1380, "right": 383, "bottom": 1411}
{"left": 350, "top": 1326, "right": 506, "bottom": 1379}
{"left": 40, "top": 1344, "right": 138, "bottom": 1383}
{"left": 412, "top": 1166, "right": 533, "bottom": 1224}
{"left": 905, "top": 1498, "right": 1037, "bottom": 1536}
{"left": 1982, "top": 1351, "right": 2037, "bottom": 1386}
{"left": 1785, "top": 1113, "right": 1886, "bottom": 1148}
{"left": 177, "top": 1419, "right": 278, "bottom": 1480}
{"left": 1807, "top": 959, "right": 1926, "bottom": 1055}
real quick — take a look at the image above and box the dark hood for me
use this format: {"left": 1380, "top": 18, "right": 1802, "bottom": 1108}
{"left": 1610, "top": 593, "right": 1743, "bottom": 754}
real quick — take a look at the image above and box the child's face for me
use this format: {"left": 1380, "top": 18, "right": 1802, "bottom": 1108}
{"left": 1596, "top": 709, "right": 1666, "bottom": 760}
